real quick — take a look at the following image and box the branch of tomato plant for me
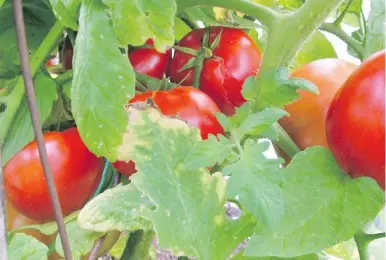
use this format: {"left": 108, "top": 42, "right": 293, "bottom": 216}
{"left": 319, "top": 23, "right": 364, "bottom": 60}
{"left": 120, "top": 229, "right": 155, "bottom": 260}
{"left": 0, "top": 21, "right": 64, "bottom": 143}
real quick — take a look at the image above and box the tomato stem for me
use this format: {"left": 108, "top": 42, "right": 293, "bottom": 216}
{"left": 273, "top": 123, "right": 301, "bottom": 158}
{"left": 192, "top": 52, "right": 205, "bottom": 88}
{"left": 120, "top": 229, "right": 155, "bottom": 259}
{"left": 320, "top": 22, "right": 365, "bottom": 60}
{"left": 354, "top": 231, "right": 370, "bottom": 260}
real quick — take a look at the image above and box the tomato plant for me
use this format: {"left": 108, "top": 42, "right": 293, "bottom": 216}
{"left": 326, "top": 50, "right": 385, "bottom": 190}
{"left": 3, "top": 128, "right": 104, "bottom": 221}
{"left": 113, "top": 86, "right": 224, "bottom": 177}
{"left": 1, "top": 0, "right": 385, "bottom": 259}
{"left": 168, "top": 26, "right": 262, "bottom": 115}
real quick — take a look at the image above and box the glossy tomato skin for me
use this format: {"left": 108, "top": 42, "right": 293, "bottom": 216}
{"left": 113, "top": 86, "right": 224, "bottom": 177}
{"left": 4, "top": 128, "right": 104, "bottom": 221}
{"left": 168, "top": 27, "right": 262, "bottom": 115}
{"left": 129, "top": 39, "right": 171, "bottom": 79}
{"left": 326, "top": 50, "right": 385, "bottom": 189}
{"left": 279, "top": 59, "right": 357, "bottom": 151}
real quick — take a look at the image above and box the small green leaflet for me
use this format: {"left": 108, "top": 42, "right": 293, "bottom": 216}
{"left": 8, "top": 233, "right": 48, "bottom": 260}
{"left": 1, "top": 72, "right": 58, "bottom": 166}
{"left": 291, "top": 31, "right": 337, "bottom": 70}
{"left": 241, "top": 69, "right": 318, "bottom": 111}
{"left": 0, "top": 0, "right": 5, "bottom": 8}
{"left": 78, "top": 184, "right": 154, "bottom": 232}
{"left": 244, "top": 147, "right": 385, "bottom": 257}
{"left": 102, "top": 0, "right": 176, "bottom": 52}
{"left": 71, "top": 0, "right": 135, "bottom": 161}
{"left": 184, "top": 134, "right": 235, "bottom": 169}
{"left": 55, "top": 219, "right": 105, "bottom": 259}
{"left": 116, "top": 105, "right": 256, "bottom": 259}
{"left": 225, "top": 140, "right": 285, "bottom": 229}
{"left": 49, "top": 0, "right": 80, "bottom": 30}
{"left": 363, "top": 0, "right": 385, "bottom": 59}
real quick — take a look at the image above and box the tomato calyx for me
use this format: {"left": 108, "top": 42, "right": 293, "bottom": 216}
{"left": 173, "top": 28, "right": 223, "bottom": 88}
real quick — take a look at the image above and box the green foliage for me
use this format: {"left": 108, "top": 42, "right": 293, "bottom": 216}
{"left": 102, "top": 0, "right": 176, "bottom": 52}
{"left": 49, "top": 0, "right": 80, "bottom": 30}
{"left": 71, "top": 0, "right": 135, "bottom": 161}
{"left": 363, "top": 0, "right": 385, "bottom": 58}
{"left": 244, "top": 147, "right": 384, "bottom": 257}
{"left": 242, "top": 69, "right": 318, "bottom": 111}
{"left": 8, "top": 233, "right": 49, "bottom": 260}
{"left": 78, "top": 184, "right": 154, "bottom": 232}
{"left": 1, "top": 72, "right": 58, "bottom": 165}
{"left": 55, "top": 219, "right": 104, "bottom": 259}
{"left": 291, "top": 31, "right": 337, "bottom": 69}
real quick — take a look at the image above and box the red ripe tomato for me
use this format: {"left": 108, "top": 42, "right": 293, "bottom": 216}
{"left": 113, "top": 86, "right": 224, "bottom": 177}
{"left": 326, "top": 50, "right": 385, "bottom": 190}
{"left": 4, "top": 128, "right": 104, "bottom": 221}
{"left": 128, "top": 39, "right": 171, "bottom": 79}
{"left": 168, "top": 27, "right": 262, "bottom": 116}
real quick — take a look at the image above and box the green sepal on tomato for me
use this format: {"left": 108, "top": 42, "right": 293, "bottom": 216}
{"left": 168, "top": 26, "right": 262, "bottom": 116}
{"left": 3, "top": 128, "right": 105, "bottom": 222}
{"left": 326, "top": 50, "right": 385, "bottom": 190}
{"left": 112, "top": 86, "right": 224, "bottom": 177}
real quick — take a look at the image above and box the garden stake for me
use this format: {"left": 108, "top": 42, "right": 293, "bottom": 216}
{"left": 11, "top": 0, "right": 73, "bottom": 259}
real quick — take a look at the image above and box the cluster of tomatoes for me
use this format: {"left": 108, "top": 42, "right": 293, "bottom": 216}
{"left": 3, "top": 26, "right": 385, "bottom": 256}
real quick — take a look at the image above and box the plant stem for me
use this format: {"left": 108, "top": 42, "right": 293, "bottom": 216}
{"left": 0, "top": 21, "right": 64, "bottom": 142}
{"left": 120, "top": 229, "right": 155, "bottom": 260}
{"left": 259, "top": 0, "right": 345, "bottom": 73}
{"left": 54, "top": 70, "right": 73, "bottom": 86}
{"left": 333, "top": 0, "right": 354, "bottom": 25}
{"left": 355, "top": 231, "right": 370, "bottom": 260}
{"left": 273, "top": 123, "right": 301, "bottom": 157}
{"left": 176, "top": 0, "right": 279, "bottom": 28}
{"left": 320, "top": 22, "right": 364, "bottom": 60}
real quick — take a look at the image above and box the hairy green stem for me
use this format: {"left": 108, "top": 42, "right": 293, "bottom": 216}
{"left": 354, "top": 231, "right": 385, "bottom": 260}
{"left": 320, "top": 23, "right": 364, "bottom": 60}
{"left": 120, "top": 229, "right": 155, "bottom": 260}
{"left": 273, "top": 123, "right": 301, "bottom": 157}
{"left": 176, "top": 0, "right": 279, "bottom": 28}
{"left": 333, "top": 0, "right": 354, "bottom": 25}
{"left": 0, "top": 21, "right": 64, "bottom": 141}
{"left": 259, "top": 0, "right": 345, "bottom": 73}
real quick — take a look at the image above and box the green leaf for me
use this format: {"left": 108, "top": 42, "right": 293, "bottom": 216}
{"left": 0, "top": 0, "right": 5, "bottom": 8}
{"left": 78, "top": 184, "right": 154, "bottom": 232}
{"left": 245, "top": 146, "right": 385, "bottom": 257}
{"left": 174, "top": 17, "right": 191, "bottom": 40}
{"left": 245, "top": 68, "right": 318, "bottom": 111}
{"left": 225, "top": 140, "right": 285, "bottom": 229}
{"left": 1, "top": 72, "right": 58, "bottom": 165}
{"left": 117, "top": 105, "right": 256, "bottom": 259}
{"left": 179, "top": 6, "right": 217, "bottom": 28}
{"left": 102, "top": 0, "right": 176, "bottom": 52}
{"left": 291, "top": 31, "right": 337, "bottom": 70}
{"left": 55, "top": 219, "right": 105, "bottom": 259}
{"left": 71, "top": 0, "right": 135, "bottom": 161}
{"left": 184, "top": 134, "right": 234, "bottom": 169}
{"left": 338, "top": 0, "right": 363, "bottom": 27}
{"left": 108, "top": 232, "right": 130, "bottom": 258}
{"left": 49, "top": 0, "right": 80, "bottom": 30}
{"left": 0, "top": 1, "right": 55, "bottom": 78}
{"left": 233, "top": 108, "right": 287, "bottom": 138}
{"left": 8, "top": 233, "right": 48, "bottom": 260}
{"left": 363, "top": 0, "right": 385, "bottom": 58}
{"left": 233, "top": 249, "right": 318, "bottom": 260}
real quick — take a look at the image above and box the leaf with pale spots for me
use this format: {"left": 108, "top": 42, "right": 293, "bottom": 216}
{"left": 72, "top": 0, "right": 135, "bottom": 161}
{"left": 78, "top": 183, "right": 154, "bottom": 232}
{"left": 102, "top": 0, "right": 176, "bottom": 52}
{"left": 55, "top": 219, "right": 105, "bottom": 259}
{"left": 116, "top": 104, "right": 256, "bottom": 259}
{"left": 244, "top": 147, "right": 385, "bottom": 257}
